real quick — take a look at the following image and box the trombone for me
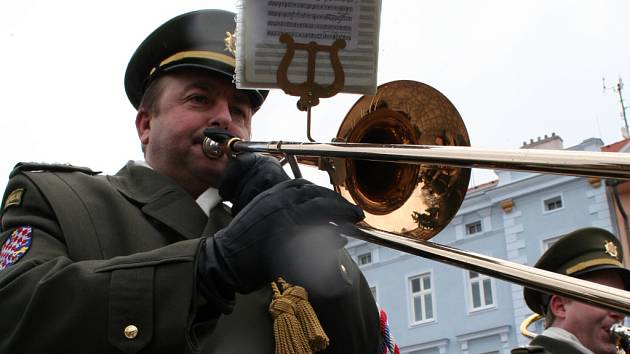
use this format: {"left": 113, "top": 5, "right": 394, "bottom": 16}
{"left": 203, "top": 80, "right": 630, "bottom": 314}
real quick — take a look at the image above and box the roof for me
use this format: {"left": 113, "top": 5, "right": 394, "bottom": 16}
{"left": 467, "top": 179, "right": 498, "bottom": 192}
{"left": 601, "top": 138, "right": 630, "bottom": 153}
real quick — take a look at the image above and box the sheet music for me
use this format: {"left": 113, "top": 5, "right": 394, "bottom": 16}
{"left": 235, "top": 0, "right": 381, "bottom": 94}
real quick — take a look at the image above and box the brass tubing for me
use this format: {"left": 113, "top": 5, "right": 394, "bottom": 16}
{"left": 519, "top": 314, "right": 543, "bottom": 339}
{"left": 202, "top": 135, "right": 630, "bottom": 313}
{"left": 611, "top": 324, "right": 630, "bottom": 340}
{"left": 347, "top": 225, "right": 630, "bottom": 315}
{"left": 611, "top": 324, "right": 630, "bottom": 353}
{"left": 224, "top": 140, "right": 630, "bottom": 180}
{"left": 202, "top": 78, "right": 630, "bottom": 317}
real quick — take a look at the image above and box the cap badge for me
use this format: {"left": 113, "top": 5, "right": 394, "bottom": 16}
{"left": 224, "top": 32, "right": 236, "bottom": 56}
{"left": 604, "top": 241, "right": 619, "bottom": 259}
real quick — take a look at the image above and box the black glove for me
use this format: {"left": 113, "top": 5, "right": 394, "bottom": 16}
{"left": 197, "top": 179, "right": 364, "bottom": 311}
{"left": 219, "top": 153, "right": 290, "bottom": 215}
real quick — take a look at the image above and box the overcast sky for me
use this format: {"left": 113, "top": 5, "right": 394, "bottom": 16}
{"left": 1, "top": 1, "right": 629, "bottom": 190}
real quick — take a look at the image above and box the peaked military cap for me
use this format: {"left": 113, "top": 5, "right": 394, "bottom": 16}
{"left": 124, "top": 9, "right": 268, "bottom": 110}
{"left": 524, "top": 227, "right": 630, "bottom": 315}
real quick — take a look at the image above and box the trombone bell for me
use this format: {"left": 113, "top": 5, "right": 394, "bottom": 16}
{"left": 332, "top": 80, "right": 470, "bottom": 240}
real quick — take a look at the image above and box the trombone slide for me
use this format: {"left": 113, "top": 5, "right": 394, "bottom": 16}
{"left": 227, "top": 140, "right": 630, "bottom": 180}
{"left": 347, "top": 226, "right": 630, "bottom": 315}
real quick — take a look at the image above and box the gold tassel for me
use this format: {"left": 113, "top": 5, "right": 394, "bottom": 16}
{"left": 269, "top": 281, "right": 312, "bottom": 354}
{"left": 277, "top": 278, "right": 330, "bottom": 352}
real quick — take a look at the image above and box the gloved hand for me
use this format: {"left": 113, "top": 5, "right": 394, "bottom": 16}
{"left": 197, "top": 179, "right": 364, "bottom": 310}
{"left": 219, "top": 153, "right": 290, "bottom": 215}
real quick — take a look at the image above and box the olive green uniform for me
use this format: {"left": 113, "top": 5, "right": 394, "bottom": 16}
{"left": 511, "top": 334, "right": 591, "bottom": 354}
{"left": 0, "top": 161, "right": 379, "bottom": 353}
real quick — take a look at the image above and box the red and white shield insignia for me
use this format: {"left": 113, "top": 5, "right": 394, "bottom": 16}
{"left": 0, "top": 226, "right": 33, "bottom": 270}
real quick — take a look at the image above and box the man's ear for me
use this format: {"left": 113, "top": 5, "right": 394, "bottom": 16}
{"left": 136, "top": 108, "right": 151, "bottom": 146}
{"left": 549, "top": 295, "right": 570, "bottom": 319}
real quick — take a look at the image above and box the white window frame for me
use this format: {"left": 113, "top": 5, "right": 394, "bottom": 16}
{"left": 466, "top": 270, "right": 496, "bottom": 312}
{"left": 457, "top": 325, "right": 510, "bottom": 354}
{"left": 369, "top": 285, "right": 378, "bottom": 306}
{"left": 542, "top": 194, "right": 564, "bottom": 214}
{"left": 465, "top": 220, "right": 483, "bottom": 235}
{"left": 407, "top": 272, "right": 435, "bottom": 325}
{"left": 542, "top": 234, "right": 563, "bottom": 251}
{"left": 403, "top": 339, "right": 449, "bottom": 354}
{"left": 357, "top": 251, "right": 373, "bottom": 266}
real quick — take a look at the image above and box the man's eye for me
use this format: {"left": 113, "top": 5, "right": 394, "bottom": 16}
{"left": 230, "top": 107, "right": 245, "bottom": 117}
{"left": 230, "top": 106, "right": 252, "bottom": 121}
{"left": 188, "top": 94, "right": 210, "bottom": 104}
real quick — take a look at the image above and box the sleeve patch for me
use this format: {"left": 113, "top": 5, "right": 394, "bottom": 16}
{"left": 4, "top": 188, "right": 25, "bottom": 210}
{"left": 0, "top": 226, "right": 33, "bottom": 270}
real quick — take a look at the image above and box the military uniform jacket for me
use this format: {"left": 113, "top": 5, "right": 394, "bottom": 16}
{"left": 0, "top": 161, "right": 380, "bottom": 354}
{"left": 511, "top": 334, "right": 590, "bottom": 354}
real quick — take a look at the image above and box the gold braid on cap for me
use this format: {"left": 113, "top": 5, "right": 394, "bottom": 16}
{"left": 148, "top": 50, "right": 236, "bottom": 76}
{"left": 566, "top": 258, "right": 623, "bottom": 275}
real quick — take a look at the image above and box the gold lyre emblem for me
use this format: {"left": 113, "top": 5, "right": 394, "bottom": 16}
{"left": 224, "top": 32, "right": 236, "bottom": 56}
{"left": 276, "top": 33, "right": 346, "bottom": 111}
{"left": 604, "top": 241, "right": 619, "bottom": 259}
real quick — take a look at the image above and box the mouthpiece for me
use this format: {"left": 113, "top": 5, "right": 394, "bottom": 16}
{"left": 611, "top": 324, "right": 630, "bottom": 353}
{"left": 202, "top": 127, "right": 240, "bottom": 159}
{"left": 611, "top": 324, "right": 630, "bottom": 340}
{"left": 202, "top": 137, "right": 224, "bottom": 159}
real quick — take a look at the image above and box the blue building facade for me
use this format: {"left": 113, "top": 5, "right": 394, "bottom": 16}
{"left": 346, "top": 136, "right": 618, "bottom": 354}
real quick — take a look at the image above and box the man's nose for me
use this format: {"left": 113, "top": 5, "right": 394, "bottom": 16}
{"left": 206, "top": 97, "right": 231, "bottom": 128}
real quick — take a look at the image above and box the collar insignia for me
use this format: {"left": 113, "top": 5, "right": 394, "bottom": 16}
{"left": 4, "top": 188, "right": 24, "bottom": 210}
{"left": 224, "top": 32, "right": 236, "bottom": 56}
{"left": 604, "top": 241, "right": 619, "bottom": 259}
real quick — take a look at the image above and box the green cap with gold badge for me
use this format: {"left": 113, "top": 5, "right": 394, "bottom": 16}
{"left": 524, "top": 227, "right": 630, "bottom": 315}
{"left": 124, "top": 9, "right": 268, "bottom": 111}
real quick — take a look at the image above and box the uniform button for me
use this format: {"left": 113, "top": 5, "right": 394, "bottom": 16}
{"left": 340, "top": 264, "right": 347, "bottom": 273}
{"left": 124, "top": 325, "right": 139, "bottom": 339}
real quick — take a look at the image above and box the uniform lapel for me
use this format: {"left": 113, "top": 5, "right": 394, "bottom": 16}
{"left": 109, "top": 161, "right": 208, "bottom": 239}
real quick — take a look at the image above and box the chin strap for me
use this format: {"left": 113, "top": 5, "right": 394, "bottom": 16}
{"left": 269, "top": 278, "right": 330, "bottom": 354}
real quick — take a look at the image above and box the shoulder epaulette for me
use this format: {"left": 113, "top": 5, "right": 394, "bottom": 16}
{"left": 511, "top": 345, "right": 545, "bottom": 354}
{"left": 9, "top": 162, "right": 101, "bottom": 178}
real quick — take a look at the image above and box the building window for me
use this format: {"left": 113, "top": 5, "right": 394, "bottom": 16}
{"left": 543, "top": 235, "right": 562, "bottom": 251}
{"left": 468, "top": 271, "right": 495, "bottom": 310}
{"left": 543, "top": 195, "right": 563, "bottom": 212}
{"left": 357, "top": 252, "right": 372, "bottom": 266}
{"left": 466, "top": 220, "right": 483, "bottom": 235}
{"left": 409, "top": 273, "right": 434, "bottom": 323}
{"left": 370, "top": 286, "right": 378, "bottom": 303}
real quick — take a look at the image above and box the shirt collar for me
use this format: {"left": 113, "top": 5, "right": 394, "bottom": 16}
{"left": 196, "top": 188, "right": 221, "bottom": 216}
{"left": 542, "top": 327, "right": 594, "bottom": 354}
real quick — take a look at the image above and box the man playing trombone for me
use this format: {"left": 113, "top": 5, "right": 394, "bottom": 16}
{"left": 0, "top": 9, "right": 388, "bottom": 354}
{"left": 513, "top": 227, "right": 630, "bottom": 354}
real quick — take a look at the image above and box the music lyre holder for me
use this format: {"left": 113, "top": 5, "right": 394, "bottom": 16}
{"left": 276, "top": 33, "right": 346, "bottom": 142}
